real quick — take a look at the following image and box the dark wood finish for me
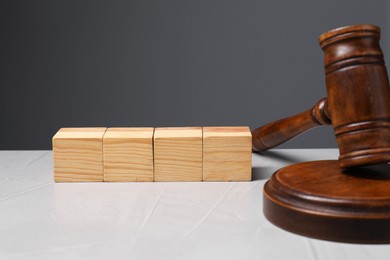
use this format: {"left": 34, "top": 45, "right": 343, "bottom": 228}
{"left": 263, "top": 160, "right": 390, "bottom": 244}
{"left": 253, "top": 24, "right": 390, "bottom": 169}
{"left": 259, "top": 25, "right": 390, "bottom": 244}
{"left": 320, "top": 24, "right": 390, "bottom": 168}
{"left": 252, "top": 98, "right": 330, "bottom": 152}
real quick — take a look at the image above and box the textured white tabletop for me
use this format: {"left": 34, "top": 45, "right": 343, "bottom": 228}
{"left": 1, "top": 149, "right": 390, "bottom": 260}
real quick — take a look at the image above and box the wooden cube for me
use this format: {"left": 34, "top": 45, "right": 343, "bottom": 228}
{"left": 203, "top": 126, "right": 252, "bottom": 181}
{"left": 103, "top": 127, "right": 154, "bottom": 182}
{"left": 52, "top": 127, "right": 107, "bottom": 182}
{"left": 154, "top": 127, "right": 202, "bottom": 181}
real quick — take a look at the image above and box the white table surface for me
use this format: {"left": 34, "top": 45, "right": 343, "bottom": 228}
{"left": 1, "top": 149, "right": 390, "bottom": 260}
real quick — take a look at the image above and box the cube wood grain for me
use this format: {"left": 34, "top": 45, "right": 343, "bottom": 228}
{"left": 203, "top": 126, "right": 252, "bottom": 181}
{"left": 154, "top": 127, "right": 203, "bottom": 182}
{"left": 103, "top": 127, "right": 154, "bottom": 182}
{"left": 52, "top": 128, "right": 107, "bottom": 182}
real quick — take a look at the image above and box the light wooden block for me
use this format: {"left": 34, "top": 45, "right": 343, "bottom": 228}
{"left": 52, "top": 127, "right": 107, "bottom": 182}
{"left": 103, "top": 127, "right": 154, "bottom": 182}
{"left": 154, "top": 127, "right": 203, "bottom": 182}
{"left": 203, "top": 126, "right": 252, "bottom": 181}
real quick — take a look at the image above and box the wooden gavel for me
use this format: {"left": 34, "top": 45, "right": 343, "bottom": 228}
{"left": 252, "top": 24, "right": 390, "bottom": 168}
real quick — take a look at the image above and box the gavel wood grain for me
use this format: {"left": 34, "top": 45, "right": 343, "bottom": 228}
{"left": 253, "top": 24, "right": 390, "bottom": 169}
{"left": 260, "top": 24, "right": 390, "bottom": 244}
{"left": 252, "top": 98, "right": 331, "bottom": 152}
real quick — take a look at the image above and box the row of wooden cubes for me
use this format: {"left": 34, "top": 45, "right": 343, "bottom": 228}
{"left": 52, "top": 127, "right": 252, "bottom": 182}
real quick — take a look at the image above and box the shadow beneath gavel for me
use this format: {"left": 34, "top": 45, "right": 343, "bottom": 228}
{"left": 343, "top": 163, "right": 390, "bottom": 180}
{"left": 251, "top": 150, "right": 306, "bottom": 181}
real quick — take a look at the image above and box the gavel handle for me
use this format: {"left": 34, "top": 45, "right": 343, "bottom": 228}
{"left": 252, "top": 98, "right": 331, "bottom": 152}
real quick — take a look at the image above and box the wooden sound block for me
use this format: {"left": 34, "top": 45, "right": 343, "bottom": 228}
{"left": 154, "top": 127, "right": 202, "bottom": 182}
{"left": 203, "top": 126, "right": 252, "bottom": 181}
{"left": 103, "top": 127, "right": 154, "bottom": 182}
{"left": 52, "top": 127, "right": 107, "bottom": 182}
{"left": 263, "top": 160, "right": 390, "bottom": 244}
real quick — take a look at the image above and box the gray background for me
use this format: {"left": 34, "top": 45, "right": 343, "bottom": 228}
{"left": 1, "top": 0, "right": 389, "bottom": 150}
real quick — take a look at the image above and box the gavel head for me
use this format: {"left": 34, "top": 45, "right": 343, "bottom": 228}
{"left": 319, "top": 24, "right": 390, "bottom": 168}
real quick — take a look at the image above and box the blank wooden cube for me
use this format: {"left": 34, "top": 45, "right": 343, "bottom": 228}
{"left": 52, "top": 127, "right": 107, "bottom": 182}
{"left": 154, "top": 127, "right": 202, "bottom": 182}
{"left": 103, "top": 127, "right": 154, "bottom": 182}
{"left": 203, "top": 126, "right": 252, "bottom": 181}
